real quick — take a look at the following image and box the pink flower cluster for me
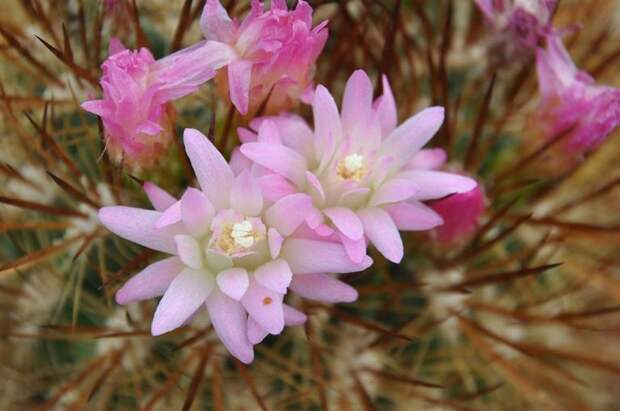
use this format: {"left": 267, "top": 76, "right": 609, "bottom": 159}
{"left": 98, "top": 69, "right": 477, "bottom": 363}
{"left": 84, "top": 0, "right": 326, "bottom": 167}
{"left": 91, "top": 1, "right": 484, "bottom": 363}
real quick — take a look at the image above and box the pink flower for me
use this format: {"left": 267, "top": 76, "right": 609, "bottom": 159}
{"left": 200, "top": 0, "right": 328, "bottom": 115}
{"left": 239, "top": 70, "right": 477, "bottom": 264}
{"left": 529, "top": 33, "right": 620, "bottom": 166}
{"left": 99, "top": 129, "right": 369, "bottom": 363}
{"left": 82, "top": 39, "right": 232, "bottom": 166}
{"left": 431, "top": 185, "right": 486, "bottom": 246}
{"left": 475, "top": 0, "right": 556, "bottom": 62}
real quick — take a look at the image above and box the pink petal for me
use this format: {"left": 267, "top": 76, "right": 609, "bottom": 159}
{"left": 312, "top": 85, "right": 341, "bottom": 170}
{"left": 108, "top": 37, "right": 126, "bottom": 55}
{"left": 265, "top": 193, "right": 314, "bottom": 236}
{"left": 228, "top": 59, "right": 253, "bottom": 115}
{"left": 143, "top": 182, "right": 176, "bottom": 211}
{"left": 216, "top": 267, "right": 249, "bottom": 301}
{"left": 241, "top": 142, "right": 308, "bottom": 188}
{"left": 341, "top": 70, "right": 373, "bottom": 141}
{"left": 358, "top": 207, "right": 403, "bottom": 263}
{"left": 230, "top": 171, "right": 263, "bottom": 217}
{"left": 281, "top": 239, "right": 373, "bottom": 274}
{"left": 402, "top": 171, "right": 478, "bottom": 201}
{"left": 257, "top": 119, "right": 282, "bottom": 144}
{"left": 386, "top": 201, "right": 444, "bottom": 231}
{"left": 382, "top": 107, "right": 445, "bottom": 167}
{"left": 340, "top": 234, "right": 367, "bottom": 264}
{"left": 254, "top": 259, "right": 293, "bottom": 294}
{"left": 305, "top": 171, "right": 325, "bottom": 203}
{"left": 247, "top": 317, "right": 268, "bottom": 344}
{"left": 241, "top": 279, "right": 285, "bottom": 334}
{"left": 115, "top": 257, "right": 184, "bottom": 305}
{"left": 283, "top": 304, "right": 307, "bottom": 325}
{"left": 258, "top": 174, "right": 298, "bottom": 203}
{"left": 151, "top": 268, "right": 213, "bottom": 335}
{"left": 268, "top": 228, "right": 283, "bottom": 259}
{"left": 181, "top": 188, "right": 214, "bottom": 237}
{"left": 237, "top": 127, "right": 257, "bottom": 143}
{"left": 183, "top": 128, "right": 234, "bottom": 209}
{"left": 99, "top": 206, "right": 180, "bottom": 254}
{"left": 155, "top": 201, "right": 182, "bottom": 229}
{"left": 289, "top": 273, "right": 358, "bottom": 303}
{"left": 174, "top": 235, "right": 203, "bottom": 269}
{"left": 374, "top": 75, "right": 397, "bottom": 137}
{"left": 200, "top": 0, "right": 235, "bottom": 42}
{"left": 229, "top": 147, "right": 252, "bottom": 175}
{"left": 409, "top": 148, "right": 447, "bottom": 170}
{"left": 323, "top": 207, "right": 364, "bottom": 240}
{"left": 369, "top": 178, "right": 418, "bottom": 207}
{"left": 206, "top": 290, "right": 254, "bottom": 364}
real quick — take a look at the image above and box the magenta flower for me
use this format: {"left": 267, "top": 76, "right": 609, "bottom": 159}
{"left": 529, "top": 33, "right": 620, "bottom": 165}
{"left": 239, "top": 70, "right": 477, "bottom": 264}
{"left": 431, "top": 185, "right": 486, "bottom": 246}
{"left": 99, "top": 129, "right": 369, "bottom": 363}
{"left": 200, "top": 0, "right": 327, "bottom": 115}
{"left": 82, "top": 39, "right": 232, "bottom": 166}
{"left": 475, "top": 0, "right": 556, "bottom": 62}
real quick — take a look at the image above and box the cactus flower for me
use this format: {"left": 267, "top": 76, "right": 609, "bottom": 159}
{"left": 528, "top": 33, "right": 620, "bottom": 169}
{"left": 200, "top": 0, "right": 328, "bottom": 115}
{"left": 475, "top": 0, "right": 556, "bottom": 63}
{"left": 239, "top": 70, "right": 477, "bottom": 264}
{"left": 99, "top": 129, "right": 370, "bottom": 363}
{"left": 82, "top": 39, "right": 232, "bottom": 167}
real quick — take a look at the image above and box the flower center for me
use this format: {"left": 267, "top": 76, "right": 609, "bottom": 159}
{"left": 337, "top": 153, "right": 367, "bottom": 181}
{"left": 215, "top": 219, "right": 259, "bottom": 255}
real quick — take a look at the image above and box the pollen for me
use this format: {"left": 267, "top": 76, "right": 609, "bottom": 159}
{"left": 337, "top": 153, "right": 367, "bottom": 181}
{"left": 263, "top": 297, "right": 273, "bottom": 305}
{"left": 231, "top": 220, "right": 255, "bottom": 248}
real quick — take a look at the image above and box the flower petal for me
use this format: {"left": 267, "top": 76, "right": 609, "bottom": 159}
{"left": 323, "top": 207, "right": 364, "bottom": 240}
{"left": 206, "top": 290, "right": 254, "bottom": 364}
{"left": 341, "top": 70, "right": 373, "bottom": 142}
{"left": 281, "top": 239, "right": 373, "bottom": 274}
{"left": 183, "top": 128, "right": 234, "bottom": 209}
{"left": 230, "top": 171, "right": 263, "bottom": 217}
{"left": 151, "top": 268, "right": 213, "bottom": 335}
{"left": 385, "top": 201, "right": 444, "bottom": 231}
{"left": 265, "top": 193, "right": 314, "bottom": 236}
{"left": 382, "top": 107, "right": 445, "bottom": 168}
{"left": 247, "top": 317, "right": 268, "bottom": 344}
{"left": 312, "top": 85, "right": 341, "bottom": 171}
{"left": 257, "top": 174, "right": 298, "bottom": 203}
{"left": 340, "top": 233, "right": 367, "bottom": 264}
{"left": 268, "top": 227, "right": 283, "bottom": 258}
{"left": 289, "top": 273, "right": 358, "bottom": 303}
{"left": 401, "top": 170, "right": 477, "bottom": 201}
{"left": 174, "top": 235, "right": 203, "bottom": 269}
{"left": 374, "top": 75, "right": 397, "bottom": 136}
{"left": 283, "top": 304, "right": 307, "bottom": 326}
{"left": 241, "top": 142, "right": 308, "bottom": 188}
{"left": 254, "top": 259, "right": 293, "bottom": 294}
{"left": 216, "top": 267, "right": 249, "bottom": 301}
{"left": 358, "top": 207, "right": 403, "bottom": 263}
{"left": 155, "top": 201, "right": 182, "bottom": 229}
{"left": 241, "top": 279, "right": 285, "bottom": 334}
{"left": 181, "top": 188, "right": 214, "bottom": 237}
{"left": 228, "top": 59, "right": 253, "bottom": 115}
{"left": 408, "top": 148, "right": 447, "bottom": 170}
{"left": 99, "top": 206, "right": 180, "bottom": 254}
{"left": 143, "top": 182, "right": 176, "bottom": 211}
{"left": 369, "top": 178, "right": 418, "bottom": 207}
{"left": 200, "top": 0, "right": 235, "bottom": 42}
{"left": 116, "top": 257, "right": 184, "bottom": 304}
